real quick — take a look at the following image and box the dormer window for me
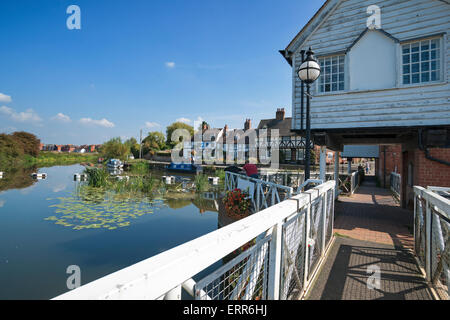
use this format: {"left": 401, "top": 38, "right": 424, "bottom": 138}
{"left": 402, "top": 37, "right": 441, "bottom": 84}
{"left": 318, "top": 55, "right": 345, "bottom": 93}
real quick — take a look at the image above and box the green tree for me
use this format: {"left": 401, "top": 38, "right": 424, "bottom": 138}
{"left": 166, "top": 122, "right": 194, "bottom": 148}
{"left": 100, "top": 137, "right": 130, "bottom": 160}
{"left": 143, "top": 131, "right": 166, "bottom": 155}
{"left": 125, "top": 137, "right": 140, "bottom": 158}
{"left": 11, "top": 131, "right": 40, "bottom": 157}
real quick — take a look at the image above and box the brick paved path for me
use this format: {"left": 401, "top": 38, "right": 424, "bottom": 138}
{"left": 334, "top": 179, "right": 414, "bottom": 249}
{"left": 306, "top": 237, "right": 433, "bottom": 300}
{"left": 306, "top": 178, "right": 434, "bottom": 300}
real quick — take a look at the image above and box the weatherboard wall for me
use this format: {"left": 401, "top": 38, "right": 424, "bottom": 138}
{"left": 290, "top": 0, "right": 450, "bottom": 131}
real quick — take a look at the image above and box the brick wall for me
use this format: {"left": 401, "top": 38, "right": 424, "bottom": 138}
{"left": 413, "top": 148, "right": 450, "bottom": 188}
{"left": 376, "top": 145, "right": 402, "bottom": 187}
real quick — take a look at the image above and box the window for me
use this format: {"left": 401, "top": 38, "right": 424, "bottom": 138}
{"left": 402, "top": 38, "right": 440, "bottom": 85}
{"left": 318, "top": 55, "right": 345, "bottom": 93}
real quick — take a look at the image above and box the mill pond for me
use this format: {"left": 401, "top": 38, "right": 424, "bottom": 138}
{"left": 0, "top": 164, "right": 225, "bottom": 299}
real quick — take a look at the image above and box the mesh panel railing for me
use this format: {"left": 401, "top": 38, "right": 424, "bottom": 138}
{"left": 390, "top": 172, "right": 401, "bottom": 200}
{"left": 225, "top": 171, "right": 294, "bottom": 213}
{"left": 194, "top": 235, "right": 271, "bottom": 300}
{"left": 325, "top": 189, "right": 334, "bottom": 248}
{"left": 280, "top": 209, "right": 306, "bottom": 300}
{"left": 415, "top": 196, "right": 427, "bottom": 266}
{"left": 54, "top": 181, "right": 336, "bottom": 300}
{"left": 308, "top": 196, "right": 324, "bottom": 279}
{"left": 414, "top": 186, "right": 450, "bottom": 300}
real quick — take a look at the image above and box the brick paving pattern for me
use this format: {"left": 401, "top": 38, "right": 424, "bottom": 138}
{"left": 334, "top": 179, "right": 414, "bottom": 249}
{"left": 307, "top": 237, "right": 433, "bottom": 300}
{"left": 306, "top": 178, "right": 433, "bottom": 300}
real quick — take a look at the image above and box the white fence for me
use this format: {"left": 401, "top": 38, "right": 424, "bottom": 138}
{"left": 390, "top": 172, "right": 401, "bottom": 200}
{"left": 414, "top": 186, "right": 450, "bottom": 300}
{"left": 225, "top": 171, "right": 294, "bottom": 212}
{"left": 54, "top": 180, "right": 336, "bottom": 300}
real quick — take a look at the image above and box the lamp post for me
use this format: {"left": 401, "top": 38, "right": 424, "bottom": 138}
{"left": 298, "top": 47, "right": 321, "bottom": 181}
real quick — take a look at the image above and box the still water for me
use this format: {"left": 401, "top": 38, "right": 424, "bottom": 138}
{"left": 0, "top": 165, "right": 222, "bottom": 299}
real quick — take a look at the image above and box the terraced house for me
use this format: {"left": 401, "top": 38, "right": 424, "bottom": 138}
{"left": 280, "top": 0, "right": 450, "bottom": 207}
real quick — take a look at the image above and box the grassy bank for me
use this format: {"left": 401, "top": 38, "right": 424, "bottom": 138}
{"left": 28, "top": 152, "right": 99, "bottom": 167}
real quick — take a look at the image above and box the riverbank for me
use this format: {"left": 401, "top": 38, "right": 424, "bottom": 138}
{"left": 27, "top": 151, "right": 99, "bottom": 168}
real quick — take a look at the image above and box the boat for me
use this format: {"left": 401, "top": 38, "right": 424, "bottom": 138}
{"left": 167, "top": 163, "right": 203, "bottom": 174}
{"left": 106, "top": 159, "right": 123, "bottom": 169}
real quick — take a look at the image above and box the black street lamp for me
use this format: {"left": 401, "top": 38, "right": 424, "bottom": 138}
{"left": 297, "top": 47, "right": 321, "bottom": 181}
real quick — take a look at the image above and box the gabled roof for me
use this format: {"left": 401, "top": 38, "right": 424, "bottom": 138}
{"left": 346, "top": 28, "right": 399, "bottom": 53}
{"left": 280, "top": 0, "right": 341, "bottom": 64}
{"left": 257, "top": 117, "right": 295, "bottom": 137}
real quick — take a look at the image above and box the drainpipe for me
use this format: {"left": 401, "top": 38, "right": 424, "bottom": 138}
{"left": 418, "top": 129, "right": 450, "bottom": 166}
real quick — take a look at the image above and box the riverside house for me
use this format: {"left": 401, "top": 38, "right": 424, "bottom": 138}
{"left": 280, "top": 0, "right": 450, "bottom": 207}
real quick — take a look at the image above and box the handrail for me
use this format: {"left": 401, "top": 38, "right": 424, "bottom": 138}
{"left": 54, "top": 180, "right": 336, "bottom": 300}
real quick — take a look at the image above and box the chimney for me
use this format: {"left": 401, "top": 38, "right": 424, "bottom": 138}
{"left": 224, "top": 124, "right": 228, "bottom": 132}
{"left": 276, "top": 108, "right": 285, "bottom": 121}
{"left": 244, "top": 119, "right": 251, "bottom": 131}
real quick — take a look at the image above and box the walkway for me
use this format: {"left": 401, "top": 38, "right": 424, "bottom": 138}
{"left": 307, "top": 178, "right": 434, "bottom": 300}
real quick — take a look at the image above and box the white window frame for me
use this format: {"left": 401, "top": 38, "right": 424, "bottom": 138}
{"left": 316, "top": 53, "right": 346, "bottom": 94}
{"left": 398, "top": 35, "right": 445, "bottom": 88}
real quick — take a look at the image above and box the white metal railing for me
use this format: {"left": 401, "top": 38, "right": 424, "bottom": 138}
{"left": 350, "top": 171, "right": 360, "bottom": 195}
{"left": 390, "top": 172, "right": 401, "bottom": 200}
{"left": 225, "top": 171, "right": 294, "bottom": 212}
{"left": 414, "top": 186, "right": 450, "bottom": 300}
{"left": 260, "top": 169, "right": 334, "bottom": 190}
{"left": 53, "top": 180, "right": 336, "bottom": 300}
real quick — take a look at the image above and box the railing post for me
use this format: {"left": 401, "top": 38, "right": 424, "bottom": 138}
{"left": 268, "top": 221, "right": 283, "bottom": 300}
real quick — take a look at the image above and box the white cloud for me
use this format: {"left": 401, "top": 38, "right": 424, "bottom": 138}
{"left": 0, "top": 106, "right": 42, "bottom": 123}
{"left": 79, "top": 117, "right": 115, "bottom": 128}
{"left": 165, "top": 62, "right": 176, "bottom": 69}
{"left": 51, "top": 113, "right": 71, "bottom": 123}
{"left": 176, "top": 117, "right": 191, "bottom": 124}
{"left": 145, "top": 121, "right": 161, "bottom": 128}
{"left": 0, "top": 93, "right": 12, "bottom": 103}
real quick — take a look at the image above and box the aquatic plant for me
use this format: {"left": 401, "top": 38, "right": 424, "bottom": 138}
{"left": 215, "top": 169, "right": 226, "bottom": 181}
{"left": 46, "top": 186, "right": 163, "bottom": 231}
{"left": 129, "top": 162, "right": 149, "bottom": 175}
{"left": 194, "top": 174, "right": 209, "bottom": 192}
{"left": 84, "top": 167, "right": 109, "bottom": 188}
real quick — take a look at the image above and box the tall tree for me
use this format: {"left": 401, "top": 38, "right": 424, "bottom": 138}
{"left": 11, "top": 131, "right": 40, "bottom": 157}
{"left": 143, "top": 131, "right": 166, "bottom": 155}
{"left": 100, "top": 137, "right": 130, "bottom": 160}
{"left": 166, "top": 122, "right": 194, "bottom": 148}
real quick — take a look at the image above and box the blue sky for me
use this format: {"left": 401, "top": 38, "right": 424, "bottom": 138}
{"left": 0, "top": 0, "right": 324, "bottom": 145}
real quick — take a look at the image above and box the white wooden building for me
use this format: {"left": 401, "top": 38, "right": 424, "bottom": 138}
{"left": 280, "top": 0, "right": 450, "bottom": 149}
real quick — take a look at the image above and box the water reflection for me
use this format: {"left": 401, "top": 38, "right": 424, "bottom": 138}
{"left": 0, "top": 166, "right": 37, "bottom": 192}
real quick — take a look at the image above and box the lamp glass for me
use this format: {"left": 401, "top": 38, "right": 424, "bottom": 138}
{"left": 298, "top": 60, "right": 321, "bottom": 83}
